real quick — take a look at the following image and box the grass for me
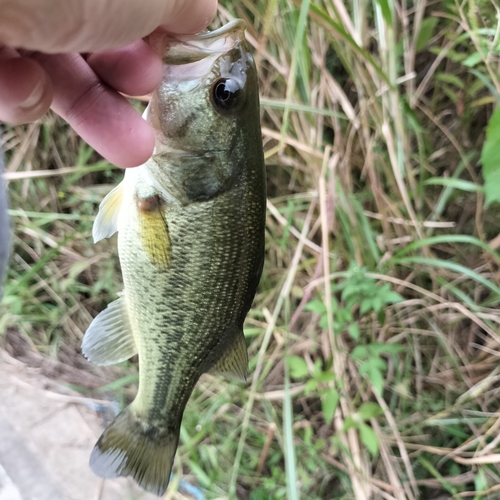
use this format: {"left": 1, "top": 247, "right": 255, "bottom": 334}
{"left": 2, "top": 0, "right": 500, "bottom": 498}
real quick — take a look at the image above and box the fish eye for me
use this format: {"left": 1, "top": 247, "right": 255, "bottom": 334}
{"left": 211, "top": 78, "right": 242, "bottom": 113}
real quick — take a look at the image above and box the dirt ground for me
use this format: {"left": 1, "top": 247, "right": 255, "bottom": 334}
{"left": 0, "top": 349, "right": 159, "bottom": 500}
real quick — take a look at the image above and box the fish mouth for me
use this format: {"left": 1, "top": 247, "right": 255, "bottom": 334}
{"left": 191, "top": 19, "right": 246, "bottom": 41}
{"left": 150, "top": 19, "right": 247, "bottom": 65}
{"left": 153, "top": 144, "right": 224, "bottom": 158}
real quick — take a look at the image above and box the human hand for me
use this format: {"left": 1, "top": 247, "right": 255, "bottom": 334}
{"left": 0, "top": 0, "right": 218, "bottom": 167}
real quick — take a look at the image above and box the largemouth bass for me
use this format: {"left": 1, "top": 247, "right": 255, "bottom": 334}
{"left": 82, "top": 19, "right": 266, "bottom": 496}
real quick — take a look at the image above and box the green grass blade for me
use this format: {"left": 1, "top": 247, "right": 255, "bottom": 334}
{"left": 260, "top": 98, "right": 348, "bottom": 119}
{"left": 279, "top": 0, "right": 311, "bottom": 150}
{"left": 308, "top": 3, "right": 389, "bottom": 83}
{"left": 391, "top": 256, "right": 500, "bottom": 298}
{"left": 392, "top": 234, "right": 500, "bottom": 263}
{"left": 284, "top": 353, "right": 299, "bottom": 500}
{"left": 423, "top": 177, "right": 484, "bottom": 193}
{"left": 8, "top": 209, "right": 92, "bottom": 221}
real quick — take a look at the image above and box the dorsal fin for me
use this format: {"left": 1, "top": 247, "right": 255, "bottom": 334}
{"left": 93, "top": 182, "right": 124, "bottom": 243}
{"left": 209, "top": 331, "right": 248, "bottom": 382}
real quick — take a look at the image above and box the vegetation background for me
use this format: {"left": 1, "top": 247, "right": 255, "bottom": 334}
{"left": 2, "top": 0, "right": 500, "bottom": 498}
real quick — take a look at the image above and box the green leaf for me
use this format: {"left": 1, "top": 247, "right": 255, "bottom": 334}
{"left": 369, "top": 342, "right": 404, "bottom": 356}
{"left": 305, "top": 379, "right": 319, "bottom": 394}
{"left": 462, "top": 52, "right": 483, "bottom": 67}
{"left": 381, "top": 291, "right": 404, "bottom": 304}
{"left": 250, "top": 488, "right": 271, "bottom": 500}
{"left": 312, "top": 359, "right": 323, "bottom": 378}
{"left": 374, "top": 0, "right": 393, "bottom": 24}
{"left": 481, "top": 105, "right": 500, "bottom": 206}
{"left": 372, "top": 296, "right": 383, "bottom": 313}
{"left": 322, "top": 390, "right": 340, "bottom": 424}
{"left": 416, "top": 17, "right": 438, "bottom": 50}
{"left": 435, "top": 72, "right": 465, "bottom": 89}
{"left": 287, "top": 356, "right": 309, "bottom": 379}
{"left": 360, "top": 298, "right": 373, "bottom": 314}
{"left": 351, "top": 345, "right": 368, "bottom": 360}
{"left": 348, "top": 323, "right": 360, "bottom": 340}
{"left": 316, "top": 371, "right": 335, "bottom": 383}
{"left": 370, "top": 370, "right": 384, "bottom": 395}
{"left": 343, "top": 416, "right": 355, "bottom": 431}
{"left": 358, "top": 402, "right": 384, "bottom": 420}
{"left": 359, "top": 357, "right": 387, "bottom": 373}
{"left": 359, "top": 423, "right": 379, "bottom": 456}
{"left": 304, "top": 299, "right": 326, "bottom": 314}
{"left": 336, "top": 308, "right": 353, "bottom": 323}
{"left": 341, "top": 282, "right": 361, "bottom": 301}
{"left": 474, "top": 468, "right": 487, "bottom": 493}
{"left": 359, "top": 359, "right": 386, "bottom": 395}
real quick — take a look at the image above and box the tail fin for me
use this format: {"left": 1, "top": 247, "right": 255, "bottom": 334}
{"left": 89, "top": 406, "right": 179, "bottom": 496}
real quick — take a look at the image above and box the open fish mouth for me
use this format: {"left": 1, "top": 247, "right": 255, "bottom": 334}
{"left": 187, "top": 19, "right": 246, "bottom": 41}
{"left": 150, "top": 19, "right": 247, "bottom": 66}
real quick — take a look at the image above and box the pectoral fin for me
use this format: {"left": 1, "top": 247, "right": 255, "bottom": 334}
{"left": 82, "top": 296, "right": 137, "bottom": 366}
{"left": 210, "top": 331, "right": 248, "bottom": 382}
{"left": 93, "top": 182, "right": 124, "bottom": 243}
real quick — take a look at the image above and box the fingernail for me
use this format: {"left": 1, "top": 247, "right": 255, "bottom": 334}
{"left": 18, "top": 79, "right": 45, "bottom": 110}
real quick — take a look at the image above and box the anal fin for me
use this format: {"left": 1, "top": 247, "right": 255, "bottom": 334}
{"left": 82, "top": 296, "right": 137, "bottom": 366}
{"left": 209, "top": 331, "right": 248, "bottom": 382}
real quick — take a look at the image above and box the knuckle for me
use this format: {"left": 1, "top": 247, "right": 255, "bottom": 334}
{"left": 64, "top": 81, "right": 108, "bottom": 127}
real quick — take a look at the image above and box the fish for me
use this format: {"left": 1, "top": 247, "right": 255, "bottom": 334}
{"left": 81, "top": 19, "right": 266, "bottom": 496}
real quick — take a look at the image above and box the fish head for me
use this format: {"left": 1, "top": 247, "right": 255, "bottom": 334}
{"left": 146, "top": 20, "right": 261, "bottom": 201}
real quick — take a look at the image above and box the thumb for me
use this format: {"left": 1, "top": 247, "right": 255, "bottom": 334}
{"left": 0, "top": 0, "right": 217, "bottom": 53}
